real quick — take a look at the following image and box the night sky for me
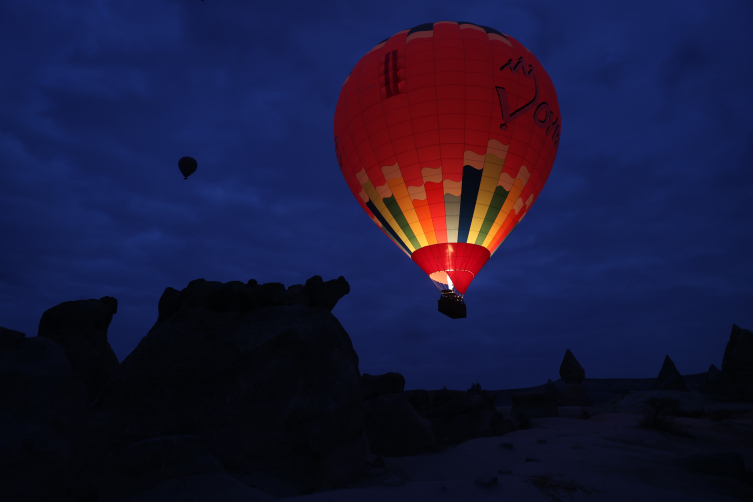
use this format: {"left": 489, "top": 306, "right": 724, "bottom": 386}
{"left": 2, "top": 1, "right": 751, "bottom": 391}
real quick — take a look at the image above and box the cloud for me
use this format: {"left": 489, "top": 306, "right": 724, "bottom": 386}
{"left": 0, "top": 0, "right": 751, "bottom": 389}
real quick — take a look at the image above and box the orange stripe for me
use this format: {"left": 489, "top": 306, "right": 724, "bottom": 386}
{"left": 488, "top": 209, "right": 520, "bottom": 252}
{"left": 424, "top": 182, "right": 447, "bottom": 244}
{"left": 412, "top": 198, "right": 438, "bottom": 245}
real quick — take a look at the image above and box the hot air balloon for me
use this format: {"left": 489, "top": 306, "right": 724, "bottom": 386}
{"left": 334, "top": 22, "right": 561, "bottom": 318}
{"left": 178, "top": 156, "right": 198, "bottom": 179}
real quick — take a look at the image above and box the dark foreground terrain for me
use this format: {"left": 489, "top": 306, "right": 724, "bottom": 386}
{"left": 1, "top": 277, "right": 751, "bottom": 501}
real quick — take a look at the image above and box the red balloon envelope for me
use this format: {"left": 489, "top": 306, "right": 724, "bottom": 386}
{"left": 334, "top": 21, "right": 560, "bottom": 304}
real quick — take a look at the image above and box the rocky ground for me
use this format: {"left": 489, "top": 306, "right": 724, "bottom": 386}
{"left": 281, "top": 408, "right": 753, "bottom": 502}
{"left": 1, "top": 276, "right": 751, "bottom": 501}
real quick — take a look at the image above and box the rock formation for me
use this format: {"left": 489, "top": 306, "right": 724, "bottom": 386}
{"left": 8, "top": 276, "right": 749, "bottom": 500}
{"left": 152, "top": 275, "right": 348, "bottom": 331}
{"left": 80, "top": 276, "right": 366, "bottom": 498}
{"left": 652, "top": 355, "right": 688, "bottom": 391}
{"left": 37, "top": 296, "right": 119, "bottom": 403}
{"left": 510, "top": 390, "right": 560, "bottom": 420}
{"left": 361, "top": 372, "right": 435, "bottom": 456}
{"left": 544, "top": 378, "right": 560, "bottom": 397}
{"left": 560, "top": 384, "right": 591, "bottom": 407}
{"left": 362, "top": 372, "right": 405, "bottom": 400}
{"left": 701, "top": 364, "right": 732, "bottom": 397}
{"left": 0, "top": 327, "right": 87, "bottom": 501}
{"left": 558, "top": 350, "right": 591, "bottom": 406}
{"left": 559, "top": 349, "right": 585, "bottom": 384}
{"left": 303, "top": 275, "right": 351, "bottom": 310}
{"left": 363, "top": 395, "right": 435, "bottom": 457}
{"left": 468, "top": 382, "right": 483, "bottom": 395}
{"left": 405, "top": 387, "right": 513, "bottom": 447}
{"left": 721, "top": 324, "right": 753, "bottom": 400}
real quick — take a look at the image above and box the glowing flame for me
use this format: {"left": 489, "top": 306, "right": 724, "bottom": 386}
{"left": 446, "top": 273, "right": 455, "bottom": 291}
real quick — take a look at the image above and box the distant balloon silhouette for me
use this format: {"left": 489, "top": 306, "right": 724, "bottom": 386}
{"left": 178, "top": 157, "right": 198, "bottom": 180}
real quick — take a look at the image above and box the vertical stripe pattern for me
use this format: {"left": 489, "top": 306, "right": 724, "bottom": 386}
{"left": 334, "top": 21, "right": 560, "bottom": 294}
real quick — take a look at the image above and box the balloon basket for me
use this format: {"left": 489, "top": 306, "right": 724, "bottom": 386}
{"left": 438, "top": 290, "right": 466, "bottom": 319}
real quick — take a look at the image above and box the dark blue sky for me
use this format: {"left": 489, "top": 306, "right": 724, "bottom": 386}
{"left": 1, "top": 1, "right": 751, "bottom": 390}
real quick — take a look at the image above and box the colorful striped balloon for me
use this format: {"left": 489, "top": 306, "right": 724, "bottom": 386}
{"left": 334, "top": 21, "right": 560, "bottom": 297}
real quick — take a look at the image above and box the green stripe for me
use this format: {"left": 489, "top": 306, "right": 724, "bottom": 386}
{"left": 474, "top": 186, "right": 510, "bottom": 245}
{"left": 366, "top": 199, "right": 412, "bottom": 255}
{"left": 383, "top": 195, "right": 421, "bottom": 249}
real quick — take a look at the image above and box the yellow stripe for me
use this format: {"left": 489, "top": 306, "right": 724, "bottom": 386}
{"left": 466, "top": 150, "right": 507, "bottom": 243}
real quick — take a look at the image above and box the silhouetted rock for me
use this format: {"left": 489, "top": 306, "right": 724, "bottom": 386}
{"left": 362, "top": 372, "right": 405, "bottom": 400}
{"left": 510, "top": 390, "right": 560, "bottom": 420}
{"left": 38, "top": 296, "right": 119, "bottom": 403}
{"left": 544, "top": 378, "right": 560, "bottom": 397}
{"left": 85, "top": 277, "right": 366, "bottom": 497}
{"left": 489, "top": 411, "right": 518, "bottom": 436}
{"left": 286, "top": 283, "right": 309, "bottom": 305}
{"left": 468, "top": 382, "right": 482, "bottom": 395}
{"left": 367, "top": 456, "right": 386, "bottom": 476}
{"left": 700, "top": 364, "right": 734, "bottom": 397}
{"left": 405, "top": 387, "right": 511, "bottom": 446}
{"left": 0, "top": 325, "right": 25, "bottom": 348}
{"left": 559, "top": 349, "right": 585, "bottom": 384}
{"left": 652, "top": 355, "right": 688, "bottom": 391}
{"left": 707, "top": 363, "right": 720, "bottom": 381}
{"left": 362, "top": 393, "right": 435, "bottom": 456}
{"left": 361, "top": 372, "right": 423, "bottom": 457}
{"left": 95, "top": 435, "right": 225, "bottom": 501}
{"left": 559, "top": 383, "right": 592, "bottom": 406}
{"left": 0, "top": 330, "right": 86, "bottom": 501}
{"left": 152, "top": 277, "right": 349, "bottom": 334}
{"left": 304, "top": 275, "right": 350, "bottom": 310}
{"left": 722, "top": 324, "right": 753, "bottom": 400}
